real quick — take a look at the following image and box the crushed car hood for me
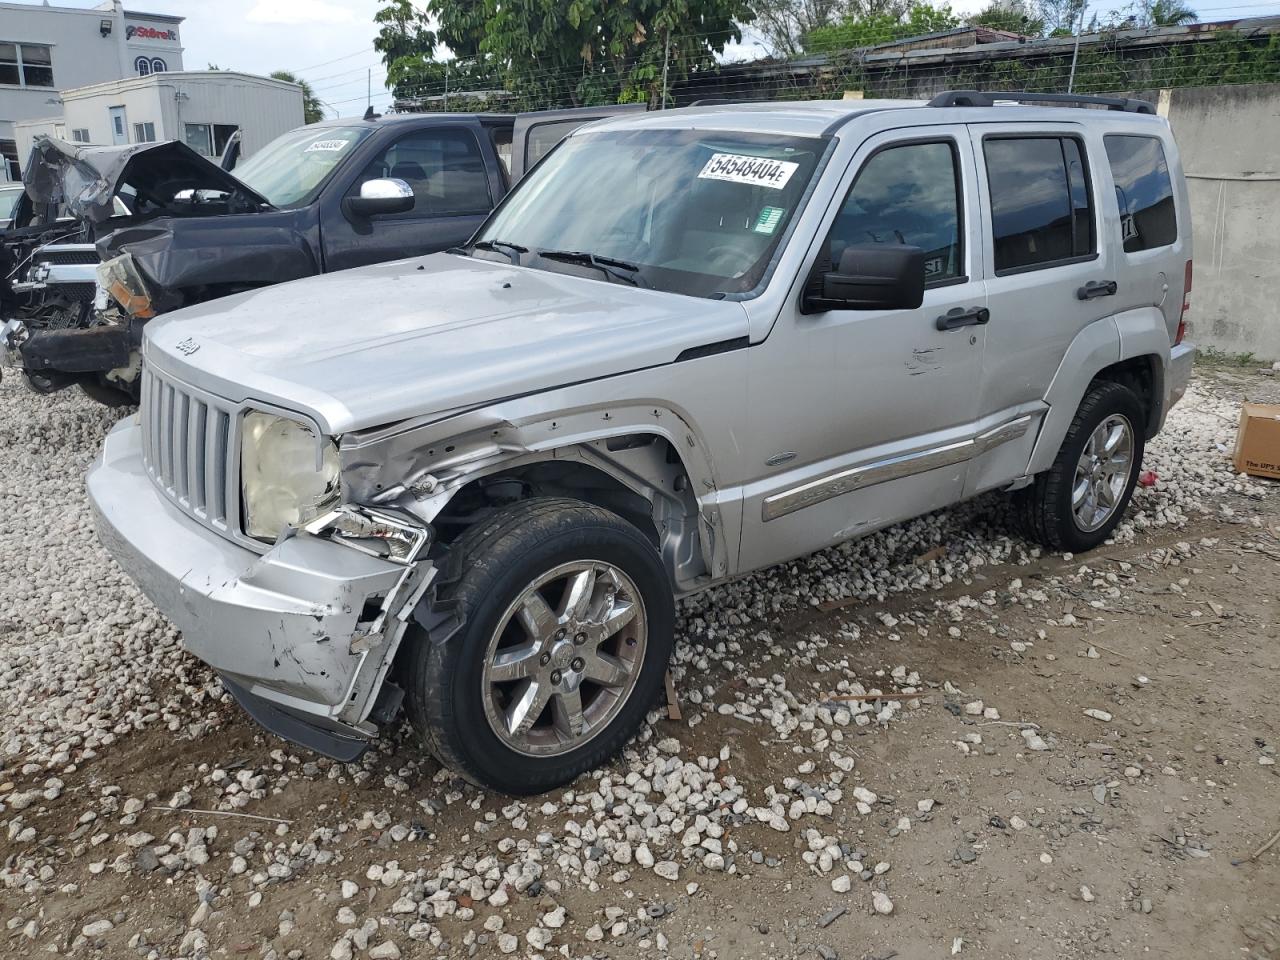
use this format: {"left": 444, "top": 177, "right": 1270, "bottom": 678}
{"left": 24, "top": 136, "right": 273, "bottom": 225}
{"left": 145, "top": 253, "right": 750, "bottom": 434}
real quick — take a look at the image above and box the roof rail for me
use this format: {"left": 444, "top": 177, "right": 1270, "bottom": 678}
{"left": 927, "top": 90, "right": 1156, "bottom": 115}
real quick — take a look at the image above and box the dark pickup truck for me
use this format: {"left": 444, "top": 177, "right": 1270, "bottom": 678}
{"left": 6, "top": 105, "right": 638, "bottom": 405}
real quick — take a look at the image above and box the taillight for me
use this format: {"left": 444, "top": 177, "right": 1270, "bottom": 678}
{"left": 1175, "top": 259, "right": 1192, "bottom": 345}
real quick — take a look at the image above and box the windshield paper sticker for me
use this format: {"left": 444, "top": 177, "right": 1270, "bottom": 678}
{"left": 698, "top": 153, "right": 798, "bottom": 190}
{"left": 304, "top": 139, "right": 350, "bottom": 153}
{"left": 754, "top": 206, "right": 785, "bottom": 234}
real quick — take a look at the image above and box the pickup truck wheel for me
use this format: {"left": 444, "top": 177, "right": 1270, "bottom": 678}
{"left": 1018, "top": 381, "right": 1145, "bottom": 553}
{"left": 404, "top": 498, "right": 674, "bottom": 795}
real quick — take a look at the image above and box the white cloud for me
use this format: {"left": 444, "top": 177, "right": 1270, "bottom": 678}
{"left": 245, "top": 0, "right": 361, "bottom": 26}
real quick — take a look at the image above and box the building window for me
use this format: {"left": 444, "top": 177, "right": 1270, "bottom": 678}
{"left": 184, "top": 123, "right": 212, "bottom": 155}
{"left": 72, "top": 129, "right": 91, "bottom": 143}
{"left": 135, "top": 56, "right": 151, "bottom": 76}
{"left": 150, "top": 57, "right": 167, "bottom": 73}
{"left": 0, "top": 42, "right": 55, "bottom": 88}
{"left": 133, "top": 122, "right": 156, "bottom": 143}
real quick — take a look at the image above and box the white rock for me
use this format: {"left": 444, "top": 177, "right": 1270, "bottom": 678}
{"left": 872, "top": 891, "right": 894, "bottom": 915}
{"left": 831, "top": 874, "right": 852, "bottom": 893}
{"left": 1083, "top": 708, "right": 1113, "bottom": 722}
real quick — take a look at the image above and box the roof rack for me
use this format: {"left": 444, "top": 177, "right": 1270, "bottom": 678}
{"left": 927, "top": 90, "right": 1156, "bottom": 115}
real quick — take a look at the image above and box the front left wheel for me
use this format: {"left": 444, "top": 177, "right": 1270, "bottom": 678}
{"left": 403, "top": 498, "right": 674, "bottom": 795}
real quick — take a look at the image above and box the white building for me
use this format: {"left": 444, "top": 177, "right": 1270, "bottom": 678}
{"left": 14, "top": 70, "right": 306, "bottom": 165}
{"left": 1, "top": 0, "right": 185, "bottom": 179}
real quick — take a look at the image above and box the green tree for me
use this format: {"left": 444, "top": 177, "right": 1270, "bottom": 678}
{"left": 968, "top": 1, "right": 1046, "bottom": 36}
{"left": 374, "top": 0, "right": 753, "bottom": 108}
{"left": 270, "top": 70, "right": 325, "bottom": 124}
{"left": 1146, "top": 0, "right": 1197, "bottom": 25}
{"left": 803, "top": 4, "right": 962, "bottom": 53}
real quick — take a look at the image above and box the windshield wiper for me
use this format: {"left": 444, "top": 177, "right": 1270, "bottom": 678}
{"left": 471, "top": 238, "right": 528, "bottom": 264}
{"left": 537, "top": 249, "right": 647, "bottom": 288}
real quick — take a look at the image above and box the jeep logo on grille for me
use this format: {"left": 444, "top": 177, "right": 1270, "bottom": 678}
{"left": 175, "top": 337, "right": 200, "bottom": 356}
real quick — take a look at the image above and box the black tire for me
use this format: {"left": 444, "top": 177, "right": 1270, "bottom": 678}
{"left": 403, "top": 497, "right": 674, "bottom": 795}
{"left": 1017, "top": 380, "right": 1146, "bottom": 553}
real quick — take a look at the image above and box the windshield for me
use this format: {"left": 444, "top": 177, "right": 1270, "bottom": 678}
{"left": 0, "top": 185, "right": 22, "bottom": 221}
{"left": 474, "top": 128, "right": 826, "bottom": 298}
{"left": 233, "top": 124, "right": 373, "bottom": 208}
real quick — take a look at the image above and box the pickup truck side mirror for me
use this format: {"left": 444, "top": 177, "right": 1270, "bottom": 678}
{"left": 803, "top": 243, "right": 926, "bottom": 313}
{"left": 344, "top": 178, "right": 415, "bottom": 220}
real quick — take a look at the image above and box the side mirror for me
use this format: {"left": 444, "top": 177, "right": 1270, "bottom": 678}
{"left": 803, "top": 243, "right": 926, "bottom": 313}
{"left": 343, "top": 178, "right": 414, "bottom": 220}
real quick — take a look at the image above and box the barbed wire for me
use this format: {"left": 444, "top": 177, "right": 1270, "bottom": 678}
{"left": 313, "top": 10, "right": 1280, "bottom": 114}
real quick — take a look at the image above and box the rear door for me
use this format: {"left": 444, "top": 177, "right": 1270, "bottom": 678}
{"left": 964, "top": 121, "right": 1114, "bottom": 496}
{"left": 510, "top": 104, "right": 647, "bottom": 180}
{"left": 320, "top": 122, "right": 501, "bottom": 272}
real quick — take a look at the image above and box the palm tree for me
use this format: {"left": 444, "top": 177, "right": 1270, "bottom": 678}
{"left": 1147, "top": 0, "right": 1197, "bottom": 26}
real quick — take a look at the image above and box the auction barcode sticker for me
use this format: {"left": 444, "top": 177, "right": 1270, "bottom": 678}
{"left": 698, "top": 153, "right": 799, "bottom": 190}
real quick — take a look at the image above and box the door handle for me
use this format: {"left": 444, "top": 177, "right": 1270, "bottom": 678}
{"left": 935, "top": 306, "right": 990, "bottom": 331}
{"left": 1077, "top": 280, "right": 1118, "bottom": 300}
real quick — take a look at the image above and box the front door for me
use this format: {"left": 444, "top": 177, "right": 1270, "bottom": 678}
{"left": 109, "top": 106, "right": 128, "bottom": 145}
{"left": 322, "top": 125, "right": 496, "bottom": 272}
{"left": 737, "top": 126, "right": 991, "bottom": 573}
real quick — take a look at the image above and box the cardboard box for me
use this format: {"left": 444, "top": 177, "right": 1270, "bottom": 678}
{"left": 1233, "top": 402, "right": 1280, "bottom": 480}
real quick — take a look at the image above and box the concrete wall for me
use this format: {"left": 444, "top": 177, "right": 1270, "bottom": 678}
{"left": 1158, "top": 84, "right": 1280, "bottom": 360}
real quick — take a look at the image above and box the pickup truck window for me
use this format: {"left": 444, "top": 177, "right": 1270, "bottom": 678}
{"left": 234, "top": 124, "right": 373, "bottom": 209}
{"left": 476, "top": 129, "right": 825, "bottom": 299}
{"left": 354, "top": 128, "right": 492, "bottom": 217}
{"left": 1104, "top": 135, "right": 1177, "bottom": 253}
{"left": 828, "top": 140, "right": 963, "bottom": 284}
{"left": 984, "top": 136, "right": 1095, "bottom": 274}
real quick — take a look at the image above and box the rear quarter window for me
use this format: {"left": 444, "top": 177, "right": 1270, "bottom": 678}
{"left": 1104, "top": 135, "right": 1177, "bottom": 253}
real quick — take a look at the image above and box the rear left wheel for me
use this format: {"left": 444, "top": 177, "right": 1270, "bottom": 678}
{"left": 403, "top": 498, "right": 674, "bottom": 794}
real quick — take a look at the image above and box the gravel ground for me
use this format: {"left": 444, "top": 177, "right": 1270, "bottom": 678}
{"left": 1, "top": 361, "right": 1277, "bottom": 960}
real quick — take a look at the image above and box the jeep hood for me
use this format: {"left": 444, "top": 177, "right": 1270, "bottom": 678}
{"left": 145, "top": 253, "right": 749, "bottom": 434}
{"left": 24, "top": 136, "right": 273, "bottom": 225}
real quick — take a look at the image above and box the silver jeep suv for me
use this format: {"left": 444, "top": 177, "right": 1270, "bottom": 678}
{"left": 88, "top": 92, "right": 1195, "bottom": 793}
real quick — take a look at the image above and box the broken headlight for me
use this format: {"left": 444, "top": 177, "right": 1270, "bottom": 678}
{"left": 241, "top": 411, "right": 341, "bottom": 541}
{"left": 96, "top": 253, "right": 156, "bottom": 319}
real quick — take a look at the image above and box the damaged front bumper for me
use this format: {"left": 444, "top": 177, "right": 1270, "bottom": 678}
{"left": 87, "top": 417, "right": 433, "bottom": 760}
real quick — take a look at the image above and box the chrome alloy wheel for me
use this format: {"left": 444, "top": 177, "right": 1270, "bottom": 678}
{"left": 1072, "top": 414, "right": 1135, "bottom": 533}
{"left": 481, "top": 561, "right": 648, "bottom": 757}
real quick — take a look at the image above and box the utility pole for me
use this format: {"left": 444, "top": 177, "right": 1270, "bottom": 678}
{"left": 367, "top": 68, "right": 371, "bottom": 111}
{"left": 444, "top": 61, "right": 450, "bottom": 111}
{"left": 661, "top": 30, "right": 670, "bottom": 110}
{"left": 1067, "top": 1, "right": 1088, "bottom": 93}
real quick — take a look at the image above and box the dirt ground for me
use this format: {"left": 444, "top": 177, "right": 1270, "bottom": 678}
{"left": 2, "top": 366, "right": 1278, "bottom": 960}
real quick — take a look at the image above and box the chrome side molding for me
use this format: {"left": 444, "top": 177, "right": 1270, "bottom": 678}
{"left": 762, "top": 415, "right": 1032, "bottom": 522}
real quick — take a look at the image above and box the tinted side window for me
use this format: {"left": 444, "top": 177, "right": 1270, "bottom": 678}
{"left": 356, "top": 128, "right": 491, "bottom": 217}
{"left": 828, "top": 141, "right": 963, "bottom": 284}
{"left": 984, "top": 137, "right": 1095, "bottom": 273}
{"left": 525, "top": 120, "right": 589, "bottom": 170}
{"left": 1104, "top": 135, "right": 1177, "bottom": 253}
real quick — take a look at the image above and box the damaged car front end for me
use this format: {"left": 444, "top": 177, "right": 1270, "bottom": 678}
{"left": 8, "top": 135, "right": 278, "bottom": 404}
{"left": 88, "top": 360, "right": 437, "bottom": 759}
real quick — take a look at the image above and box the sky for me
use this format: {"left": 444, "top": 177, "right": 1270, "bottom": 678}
{"left": 12, "top": 0, "right": 1280, "bottom": 119}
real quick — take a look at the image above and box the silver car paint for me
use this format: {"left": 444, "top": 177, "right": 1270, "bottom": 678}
{"left": 88, "top": 100, "right": 1195, "bottom": 738}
